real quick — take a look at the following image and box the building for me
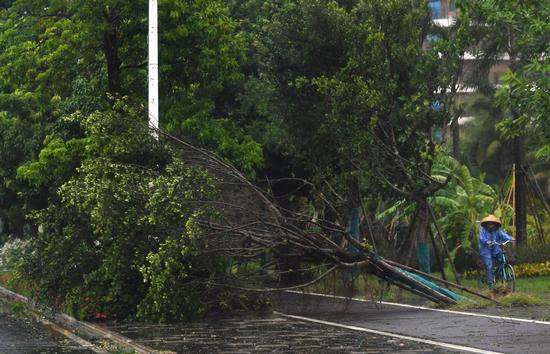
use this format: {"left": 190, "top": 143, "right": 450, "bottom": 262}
{"left": 429, "top": 1, "right": 512, "bottom": 129}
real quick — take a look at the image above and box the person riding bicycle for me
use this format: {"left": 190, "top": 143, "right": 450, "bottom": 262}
{"left": 478, "top": 214, "right": 514, "bottom": 289}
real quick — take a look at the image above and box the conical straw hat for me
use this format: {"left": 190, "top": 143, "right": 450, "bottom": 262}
{"left": 481, "top": 214, "right": 502, "bottom": 226}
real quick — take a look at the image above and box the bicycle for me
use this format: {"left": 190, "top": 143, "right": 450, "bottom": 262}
{"left": 477, "top": 240, "right": 515, "bottom": 292}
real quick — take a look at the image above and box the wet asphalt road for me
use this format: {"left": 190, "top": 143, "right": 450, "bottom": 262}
{"left": 2, "top": 292, "right": 549, "bottom": 353}
{"left": 273, "top": 292, "right": 550, "bottom": 354}
{"left": 108, "top": 313, "right": 452, "bottom": 353}
{"left": 0, "top": 302, "right": 91, "bottom": 354}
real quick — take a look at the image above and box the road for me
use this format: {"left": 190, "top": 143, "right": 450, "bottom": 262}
{"left": 107, "top": 313, "right": 452, "bottom": 353}
{"left": 3, "top": 290, "right": 548, "bottom": 353}
{"left": 0, "top": 302, "right": 92, "bottom": 354}
{"left": 273, "top": 291, "right": 550, "bottom": 354}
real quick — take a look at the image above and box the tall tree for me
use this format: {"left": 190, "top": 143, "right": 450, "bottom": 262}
{"left": 259, "top": 0, "right": 469, "bottom": 271}
{"left": 456, "top": 0, "right": 550, "bottom": 244}
{"left": 0, "top": 0, "right": 263, "bottom": 238}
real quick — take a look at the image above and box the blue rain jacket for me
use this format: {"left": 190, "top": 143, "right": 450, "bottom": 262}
{"left": 478, "top": 227, "right": 513, "bottom": 257}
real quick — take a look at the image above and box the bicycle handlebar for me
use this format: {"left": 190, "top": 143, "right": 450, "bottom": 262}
{"left": 486, "top": 240, "right": 513, "bottom": 246}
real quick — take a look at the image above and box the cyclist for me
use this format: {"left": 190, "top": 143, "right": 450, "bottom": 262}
{"left": 478, "top": 214, "right": 514, "bottom": 289}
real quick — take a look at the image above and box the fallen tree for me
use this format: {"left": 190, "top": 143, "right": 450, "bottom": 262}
{"left": 16, "top": 109, "right": 490, "bottom": 324}
{"left": 155, "top": 126, "right": 494, "bottom": 306}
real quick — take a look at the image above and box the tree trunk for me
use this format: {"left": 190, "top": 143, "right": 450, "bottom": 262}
{"left": 513, "top": 136, "right": 527, "bottom": 245}
{"left": 348, "top": 178, "right": 362, "bottom": 251}
{"left": 350, "top": 207, "right": 361, "bottom": 248}
{"left": 414, "top": 200, "right": 431, "bottom": 273}
{"left": 103, "top": 10, "right": 122, "bottom": 96}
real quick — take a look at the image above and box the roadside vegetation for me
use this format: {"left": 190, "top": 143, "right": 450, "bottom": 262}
{"left": 306, "top": 269, "right": 550, "bottom": 307}
{"left": 0, "top": 0, "right": 549, "bottom": 322}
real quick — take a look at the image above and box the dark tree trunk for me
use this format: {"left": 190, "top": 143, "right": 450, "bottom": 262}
{"left": 414, "top": 200, "right": 431, "bottom": 273}
{"left": 348, "top": 178, "right": 363, "bottom": 251}
{"left": 103, "top": 10, "right": 122, "bottom": 96}
{"left": 513, "top": 136, "right": 527, "bottom": 245}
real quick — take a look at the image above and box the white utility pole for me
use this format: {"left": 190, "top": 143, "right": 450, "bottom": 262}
{"left": 148, "top": 0, "right": 159, "bottom": 132}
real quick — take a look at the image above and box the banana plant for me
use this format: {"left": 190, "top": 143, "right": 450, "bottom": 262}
{"left": 430, "top": 154, "right": 506, "bottom": 256}
{"left": 378, "top": 153, "right": 505, "bottom": 258}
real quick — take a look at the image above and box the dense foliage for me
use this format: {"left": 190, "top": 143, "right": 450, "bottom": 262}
{"left": 1, "top": 0, "right": 549, "bottom": 319}
{"left": 17, "top": 106, "right": 268, "bottom": 321}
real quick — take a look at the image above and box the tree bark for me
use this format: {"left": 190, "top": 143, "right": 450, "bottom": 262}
{"left": 513, "top": 136, "right": 527, "bottom": 245}
{"left": 414, "top": 200, "right": 431, "bottom": 273}
{"left": 103, "top": 9, "right": 122, "bottom": 96}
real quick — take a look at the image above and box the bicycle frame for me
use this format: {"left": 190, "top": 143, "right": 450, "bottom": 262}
{"left": 494, "top": 252, "right": 508, "bottom": 280}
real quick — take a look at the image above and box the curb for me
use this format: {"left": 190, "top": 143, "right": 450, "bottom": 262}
{"left": 0, "top": 286, "right": 170, "bottom": 354}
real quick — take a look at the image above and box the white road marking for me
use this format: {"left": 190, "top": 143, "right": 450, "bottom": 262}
{"left": 275, "top": 311, "right": 504, "bottom": 354}
{"left": 287, "top": 290, "right": 550, "bottom": 325}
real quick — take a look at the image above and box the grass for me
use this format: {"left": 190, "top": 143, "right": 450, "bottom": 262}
{"left": 414, "top": 267, "right": 550, "bottom": 310}
{"left": 307, "top": 271, "right": 440, "bottom": 304}
{"left": 448, "top": 298, "right": 494, "bottom": 310}
{"left": 432, "top": 267, "right": 550, "bottom": 309}
{"left": 461, "top": 273, "right": 550, "bottom": 296}
{"left": 449, "top": 292, "right": 549, "bottom": 310}
{"left": 499, "top": 293, "right": 549, "bottom": 307}
{"left": 514, "top": 276, "right": 550, "bottom": 293}
{"left": 305, "top": 267, "right": 550, "bottom": 310}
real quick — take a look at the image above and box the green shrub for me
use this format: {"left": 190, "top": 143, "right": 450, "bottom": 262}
{"left": 514, "top": 262, "right": 550, "bottom": 278}
{"left": 0, "top": 238, "right": 29, "bottom": 272}
{"left": 10, "top": 301, "right": 26, "bottom": 315}
{"left": 463, "top": 261, "right": 550, "bottom": 279}
{"left": 18, "top": 105, "right": 267, "bottom": 321}
{"left": 515, "top": 242, "right": 550, "bottom": 265}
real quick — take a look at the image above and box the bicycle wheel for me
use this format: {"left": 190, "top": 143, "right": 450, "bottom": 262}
{"left": 504, "top": 264, "right": 516, "bottom": 292}
{"left": 494, "top": 264, "right": 515, "bottom": 293}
